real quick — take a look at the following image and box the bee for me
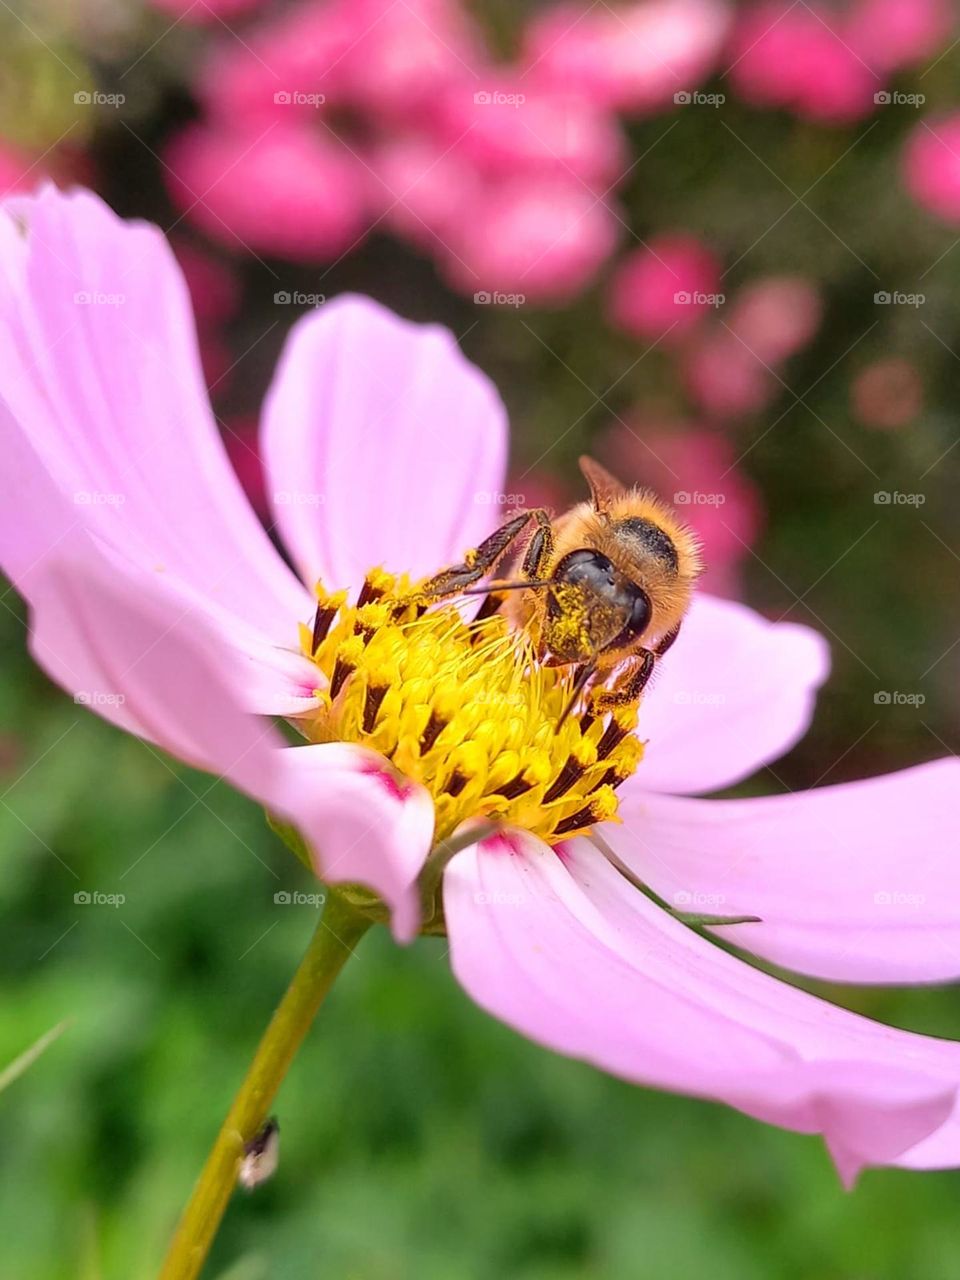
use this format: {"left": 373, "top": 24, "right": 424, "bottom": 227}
{"left": 419, "top": 456, "right": 702, "bottom": 714}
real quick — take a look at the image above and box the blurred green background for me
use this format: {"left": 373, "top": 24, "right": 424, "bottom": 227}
{"left": 4, "top": 1, "right": 960, "bottom": 1277}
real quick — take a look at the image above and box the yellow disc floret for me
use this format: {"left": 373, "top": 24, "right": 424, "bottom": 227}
{"left": 297, "top": 570, "right": 643, "bottom": 845}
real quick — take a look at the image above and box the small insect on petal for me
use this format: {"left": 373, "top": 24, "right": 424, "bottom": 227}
{"left": 239, "top": 1117, "right": 280, "bottom": 1190}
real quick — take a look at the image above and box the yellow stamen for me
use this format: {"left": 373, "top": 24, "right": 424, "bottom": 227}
{"left": 297, "top": 571, "right": 644, "bottom": 845}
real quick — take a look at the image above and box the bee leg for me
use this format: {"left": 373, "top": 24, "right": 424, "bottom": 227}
{"left": 471, "top": 508, "right": 556, "bottom": 626}
{"left": 654, "top": 623, "right": 681, "bottom": 657}
{"left": 416, "top": 512, "right": 534, "bottom": 602}
{"left": 591, "top": 650, "right": 656, "bottom": 711}
{"left": 521, "top": 509, "right": 555, "bottom": 578}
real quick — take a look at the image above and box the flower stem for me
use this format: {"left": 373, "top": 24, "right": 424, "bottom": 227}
{"left": 158, "top": 890, "right": 371, "bottom": 1280}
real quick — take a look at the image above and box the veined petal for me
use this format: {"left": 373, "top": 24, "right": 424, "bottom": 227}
{"left": 0, "top": 401, "right": 318, "bottom": 717}
{"left": 607, "top": 759, "right": 960, "bottom": 985}
{"left": 0, "top": 185, "right": 312, "bottom": 663}
{"left": 260, "top": 294, "right": 508, "bottom": 592}
{"left": 637, "top": 594, "right": 830, "bottom": 795}
{"left": 24, "top": 550, "right": 431, "bottom": 935}
{"left": 444, "top": 832, "right": 960, "bottom": 1179}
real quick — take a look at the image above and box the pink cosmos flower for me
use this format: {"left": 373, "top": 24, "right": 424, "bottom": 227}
{"left": 903, "top": 113, "right": 960, "bottom": 224}
{"left": 606, "top": 234, "right": 722, "bottom": 343}
{"left": 6, "top": 187, "right": 960, "bottom": 1181}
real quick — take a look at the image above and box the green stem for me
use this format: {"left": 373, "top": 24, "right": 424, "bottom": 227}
{"left": 158, "top": 890, "right": 371, "bottom": 1280}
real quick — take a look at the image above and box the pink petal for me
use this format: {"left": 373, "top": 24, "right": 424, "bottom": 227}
{"left": 261, "top": 294, "right": 507, "bottom": 591}
{"left": 636, "top": 593, "right": 830, "bottom": 794}
{"left": 0, "top": 187, "right": 312, "bottom": 661}
{"left": 24, "top": 550, "right": 431, "bottom": 936}
{"left": 444, "top": 832, "right": 960, "bottom": 1178}
{"left": 606, "top": 758, "right": 960, "bottom": 984}
{"left": 273, "top": 743, "right": 435, "bottom": 943}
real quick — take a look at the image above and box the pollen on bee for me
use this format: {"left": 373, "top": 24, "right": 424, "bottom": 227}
{"left": 295, "top": 570, "right": 645, "bottom": 847}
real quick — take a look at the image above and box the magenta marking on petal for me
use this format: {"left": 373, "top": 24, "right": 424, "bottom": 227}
{"left": 360, "top": 759, "right": 414, "bottom": 803}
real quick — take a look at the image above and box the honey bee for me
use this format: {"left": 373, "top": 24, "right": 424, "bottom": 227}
{"left": 419, "top": 456, "right": 702, "bottom": 713}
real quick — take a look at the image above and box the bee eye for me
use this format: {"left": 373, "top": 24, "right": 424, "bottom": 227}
{"left": 622, "top": 584, "right": 652, "bottom": 641}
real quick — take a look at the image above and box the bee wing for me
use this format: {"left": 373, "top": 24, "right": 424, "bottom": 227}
{"left": 578, "top": 456, "right": 626, "bottom": 513}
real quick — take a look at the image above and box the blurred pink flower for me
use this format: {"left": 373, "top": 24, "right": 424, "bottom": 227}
{"left": 166, "top": 124, "right": 368, "bottom": 259}
{"left": 728, "top": 4, "right": 877, "bottom": 124}
{"left": 168, "top": 0, "right": 626, "bottom": 302}
{"left": 441, "top": 176, "right": 619, "bottom": 302}
{"left": 607, "top": 234, "right": 722, "bottom": 343}
{"left": 684, "top": 330, "right": 775, "bottom": 418}
{"left": 172, "top": 239, "right": 241, "bottom": 326}
{"left": 437, "top": 81, "right": 626, "bottom": 187}
{"left": 222, "top": 416, "right": 269, "bottom": 516}
{"left": 9, "top": 188, "right": 960, "bottom": 1182}
{"left": 851, "top": 358, "right": 923, "bottom": 429}
{"left": 604, "top": 421, "right": 763, "bottom": 595}
{"left": 725, "top": 275, "right": 822, "bottom": 365}
{"left": 846, "top": 0, "right": 953, "bottom": 74}
{"left": 903, "top": 113, "right": 960, "bottom": 223}
{"left": 332, "top": 0, "right": 485, "bottom": 120}
{"left": 523, "top": 0, "right": 731, "bottom": 112}
{"left": 0, "top": 144, "right": 43, "bottom": 195}
{"left": 729, "top": 0, "right": 953, "bottom": 123}
{"left": 683, "top": 275, "right": 821, "bottom": 419}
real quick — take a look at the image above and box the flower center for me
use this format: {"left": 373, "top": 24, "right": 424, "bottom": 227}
{"left": 298, "top": 570, "right": 644, "bottom": 845}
